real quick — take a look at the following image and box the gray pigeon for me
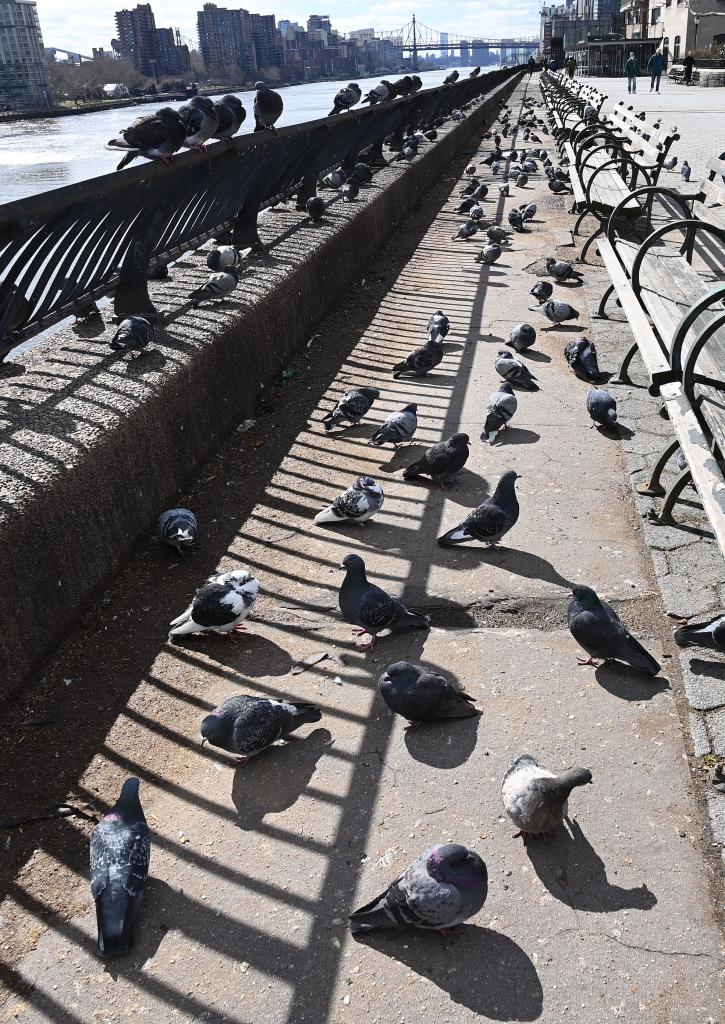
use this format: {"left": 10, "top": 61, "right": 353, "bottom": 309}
{"left": 482, "top": 382, "right": 517, "bottom": 444}
{"left": 370, "top": 404, "right": 418, "bottom": 447}
{"left": 338, "top": 554, "right": 428, "bottom": 649}
{"left": 565, "top": 337, "right": 600, "bottom": 382}
{"left": 443, "top": 70, "right": 460, "bottom": 85}
{"left": 455, "top": 197, "right": 476, "bottom": 214}
{"left": 546, "top": 257, "right": 583, "bottom": 282}
{"left": 322, "top": 387, "right": 380, "bottom": 430}
{"left": 452, "top": 220, "right": 478, "bottom": 242}
{"left": 392, "top": 339, "right": 442, "bottom": 378}
{"left": 349, "top": 844, "right": 487, "bottom": 935}
{"left": 363, "top": 81, "right": 390, "bottom": 104}
{"left": 472, "top": 183, "right": 488, "bottom": 200}
{"left": 548, "top": 178, "right": 568, "bottom": 194}
{"left": 158, "top": 508, "right": 197, "bottom": 552}
{"left": 329, "top": 82, "right": 362, "bottom": 116}
{"left": 207, "top": 245, "right": 241, "bottom": 271}
{"left": 427, "top": 311, "right": 450, "bottom": 343}
{"left": 323, "top": 168, "right": 346, "bottom": 189}
{"left": 469, "top": 204, "right": 484, "bottom": 222}
{"left": 461, "top": 178, "right": 481, "bottom": 196}
{"left": 502, "top": 755, "right": 592, "bottom": 841}
{"left": 379, "top": 661, "right": 479, "bottom": 724}
{"left": 168, "top": 568, "right": 259, "bottom": 639}
{"left": 253, "top": 81, "right": 283, "bottom": 132}
{"left": 487, "top": 226, "right": 509, "bottom": 244}
{"left": 586, "top": 387, "right": 617, "bottom": 428}
{"left": 508, "top": 323, "right": 536, "bottom": 352}
{"left": 508, "top": 208, "right": 525, "bottom": 232}
{"left": 438, "top": 469, "right": 520, "bottom": 547}
{"left": 475, "top": 243, "right": 502, "bottom": 265}
{"left": 200, "top": 694, "right": 322, "bottom": 763}
{"left": 342, "top": 180, "right": 359, "bottom": 202}
{"left": 189, "top": 268, "right": 238, "bottom": 306}
{"left": 107, "top": 106, "right": 185, "bottom": 170}
{"left": 495, "top": 349, "right": 539, "bottom": 391}
{"left": 568, "top": 584, "right": 661, "bottom": 675}
{"left": 109, "top": 316, "right": 154, "bottom": 355}
{"left": 90, "top": 778, "right": 150, "bottom": 957}
{"left": 498, "top": 182, "right": 509, "bottom": 196}
{"left": 530, "top": 280, "right": 553, "bottom": 303}
{"left": 680, "top": 161, "right": 691, "bottom": 182}
{"left": 533, "top": 299, "right": 580, "bottom": 328}
{"left": 403, "top": 433, "right": 470, "bottom": 489}
{"left": 520, "top": 203, "right": 537, "bottom": 221}
{"left": 674, "top": 613, "right": 725, "bottom": 652}
{"left": 306, "top": 196, "right": 325, "bottom": 221}
{"left": 178, "top": 95, "right": 218, "bottom": 150}
{"left": 212, "top": 94, "right": 246, "bottom": 141}
{"left": 314, "top": 475, "right": 384, "bottom": 525}
{"left": 515, "top": 172, "right": 528, "bottom": 187}
{"left": 663, "top": 156, "right": 677, "bottom": 171}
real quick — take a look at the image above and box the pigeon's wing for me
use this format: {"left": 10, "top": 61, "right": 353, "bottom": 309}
{"left": 123, "top": 113, "right": 168, "bottom": 150}
{"left": 179, "top": 102, "right": 203, "bottom": 136}
{"left": 467, "top": 502, "right": 508, "bottom": 541}
{"left": 601, "top": 601, "right": 660, "bottom": 674}
{"left": 191, "top": 583, "right": 247, "bottom": 628}
{"left": 400, "top": 864, "right": 463, "bottom": 927}
{"left": 331, "top": 487, "right": 369, "bottom": 519}
{"left": 90, "top": 820, "right": 150, "bottom": 900}
{"left": 232, "top": 698, "right": 285, "bottom": 753}
{"left": 358, "top": 584, "right": 406, "bottom": 633}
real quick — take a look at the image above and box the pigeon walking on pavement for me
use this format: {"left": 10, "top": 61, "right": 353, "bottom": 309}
{"left": 403, "top": 433, "right": 470, "bottom": 490}
{"left": 107, "top": 107, "right": 185, "bottom": 169}
{"left": 567, "top": 584, "right": 661, "bottom": 674}
{"left": 370, "top": 404, "right": 418, "bottom": 447}
{"left": 495, "top": 349, "right": 539, "bottom": 391}
{"left": 438, "top": 470, "right": 520, "bottom": 547}
{"left": 200, "top": 695, "right": 322, "bottom": 764}
{"left": 586, "top": 387, "right": 617, "bottom": 428}
{"left": 168, "top": 569, "right": 260, "bottom": 640}
{"left": 452, "top": 220, "right": 478, "bottom": 242}
{"left": 90, "top": 778, "right": 150, "bottom": 957}
{"left": 427, "top": 311, "right": 450, "bottom": 343}
{"left": 530, "top": 280, "right": 553, "bottom": 303}
{"left": 349, "top": 844, "right": 487, "bottom": 935}
{"left": 481, "top": 383, "right": 517, "bottom": 444}
{"left": 565, "top": 337, "right": 601, "bottom": 382}
{"left": 508, "top": 323, "right": 536, "bottom": 352}
{"left": 532, "top": 299, "right": 580, "bottom": 329}
{"left": 546, "top": 257, "right": 583, "bottom": 283}
{"left": 392, "top": 338, "right": 443, "bottom": 378}
{"left": 338, "top": 554, "right": 428, "bottom": 650}
{"left": 158, "top": 508, "right": 197, "bottom": 552}
{"left": 674, "top": 613, "right": 725, "bottom": 652}
{"left": 314, "top": 476, "right": 384, "bottom": 526}
{"left": 379, "top": 662, "right": 479, "bottom": 725}
{"left": 680, "top": 161, "right": 691, "bottom": 182}
{"left": 322, "top": 387, "right": 380, "bottom": 431}
{"left": 253, "top": 82, "right": 283, "bottom": 132}
{"left": 189, "top": 268, "right": 238, "bottom": 306}
{"left": 475, "top": 243, "right": 502, "bottom": 265}
{"left": 502, "top": 755, "right": 592, "bottom": 842}
{"left": 109, "top": 316, "right": 154, "bottom": 355}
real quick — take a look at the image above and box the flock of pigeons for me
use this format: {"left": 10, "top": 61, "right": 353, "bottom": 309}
{"left": 88, "top": 79, "right": 718, "bottom": 961}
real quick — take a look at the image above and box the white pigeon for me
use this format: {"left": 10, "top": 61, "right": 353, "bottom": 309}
{"left": 168, "top": 569, "right": 259, "bottom": 639}
{"left": 314, "top": 475, "right": 383, "bottom": 526}
{"left": 501, "top": 754, "right": 592, "bottom": 841}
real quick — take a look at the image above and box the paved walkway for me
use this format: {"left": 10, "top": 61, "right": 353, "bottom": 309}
{"left": 1, "top": 76, "right": 723, "bottom": 1023}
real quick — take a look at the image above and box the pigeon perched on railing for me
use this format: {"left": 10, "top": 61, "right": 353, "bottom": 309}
{"left": 328, "top": 82, "right": 362, "bottom": 116}
{"left": 586, "top": 386, "right": 617, "bottom": 428}
{"left": 444, "top": 70, "right": 460, "bottom": 85}
{"left": 189, "top": 268, "right": 238, "bottom": 307}
{"left": 495, "top": 349, "right": 539, "bottom": 391}
{"left": 469, "top": 66, "right": 481, "bottom": 78}
{"left": 564, "top": 336, "right": 600, "bottom": 381}
{"left": 476, "top": 243, "right": 502, "bottom": 265}
{"left": 322, "top": 386, "right": 380, "bottom": 431}
{"left": 253, "top": 81, "right": 283, "bottom": 133}
{"left": 201, "top": 695, "right": 322, "bottom": 764}
{"left": 481, "top": 383, "right": 517, "bottom": 444}
{"left": 322, "top": 167, "right": 346, "bottom": 189}
{"left": 306, "top": 196, "right": 325, "bottom": 221}
{"left": 314, "top": 476, "right": 384, "bottom": 524}
{"left": 363, "top": 81, "right": 390, "bottom": 104}
{"left": 178, "top": 95, "right": 218, "bottom": 151}
{"left": 168, "top": 568, "right": 260, "bottom": 639}
{"left": 206, "top": 245, "right": 241, "bottom": 271}
{"left": 212, "top": 94, "right": 246, "bottom": 142}
{"left": 568, "top": 584, "right": 660, "bottom": 674}
{"left": 370, "top": 404, "right": 418, "bottom": 447}
{"left": 379, "top": 662, "right": 479, "bottom": 724}
{"left": 350, "top": 162, "right": 373, "bottom": 184}
{"left": 438, "top": 470, "right": 520, "bottom": 547}
{"left": 108, "top": 107, "right": 186, "bottom": 170}
{"left": 508, "top": 323, "right": 536, "bottom": 352}
{"left": 109, "top": 316, "right": 154, "bottom": 355}
{"left": 502, "top": 755, "right": 592, "bottom": 841}
{"left": 338, "top": 553, "right": 428, "bottom": 650}
{"left": 158, "top": 508, "right": 197, "bottom": 552}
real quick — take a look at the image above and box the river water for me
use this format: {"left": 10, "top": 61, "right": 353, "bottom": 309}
{"left": 0, "top": 66, "right": 492, "bottom": 205}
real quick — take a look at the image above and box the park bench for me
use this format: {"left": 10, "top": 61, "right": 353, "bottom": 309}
{"left": 540, "top": 72, "right": 606, "bottom": 142}
{"left": 595, "top": 156, "right": 725, "bottom": 545}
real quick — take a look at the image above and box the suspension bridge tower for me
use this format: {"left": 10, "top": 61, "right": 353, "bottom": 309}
{"left": 410, "top": 13, "right": 419, "bottom": 72}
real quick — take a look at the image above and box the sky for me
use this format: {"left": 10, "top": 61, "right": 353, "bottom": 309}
{"left": 36, "top": 0, "right": 540, "bottom": 56}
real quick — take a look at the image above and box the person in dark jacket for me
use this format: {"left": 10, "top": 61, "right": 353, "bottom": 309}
{"left": 528, "top": 55, "right": 536, "bottom": 75}
{"left": 625, "top": 51, "right": 639, "bottom": 93}
{"left": 683, "top": 51, "right": 695, "bottom": 85}
{"left": 648, "top": 50, "right": 666, "bottom": 92}
{"left": 566, "top": 56, "right": 576, "bottom": 78}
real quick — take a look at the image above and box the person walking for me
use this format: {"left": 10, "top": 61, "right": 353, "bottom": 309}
{"left": 683, "top": 51, "right": 695, "bottom": 85}
{"left": 625, "top": 51, "right": 639, "bottom": 93}
{"left": 566, "top": 55, "right": 576, "bottom": 79}
{"left": 648, "top": 49, "right": 666, "bottom": 92}
{"left": 528, "top": 55, "right": 536, "bottom": 76}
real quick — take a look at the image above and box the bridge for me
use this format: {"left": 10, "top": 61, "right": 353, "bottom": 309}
{"left": 375, "top": 16, "right": 539, "bottom": 70}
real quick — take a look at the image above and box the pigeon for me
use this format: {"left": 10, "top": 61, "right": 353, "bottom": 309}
{"left": 499, "top": 183, "right": 510, "bottom": 196}
{"left": 438, "top": 470, "right": 520, "bottom": 547}
{"left": 508, "top": 323, "right": 536, "bottom": 352}
{"left": 109, "top": 316, "right": 154, "bottom": 355}
{"left": 314, "top": 475, "right": 384, "bottom": 525}
{"left": 548, "top": 178, "right": 568, "bottom": 193}
{"left": 322, "top": 168, "right": 346, "bottom": 189}
{"left": 481, "top": 383, "right": 517, "bottom": 444}
{"left": 533, "top": 299, "right": 580, "bottom": 328}
{"left": 363, "top": 81, "right": 390, "bottom": 104}
{"left": 508, "top": 209, "right": 525, "bottom": 232}
{"left": 378, "top": 661, "right": 479, "bottom": 724}
{"left": 676, "top": 449, "right": 688, "bottom": 472}
{"left": 351, "top": 162, "right": 373, "bottom": 184}
{"left": 108, "top": 107, "right": 185, "bottom": 169}
{"left": 306, "top": 195, "right": 325, "bottom": 221}
{"left": 329, "top": 82, "right": 362, "bottom": 116}
{"left": 461, "top": 178, "right": 481, "bottom": 197}
{"left": 475, "top": 243, "right": 502, "bottom": 265}
{"left": 546, "top": 257, "right": 583, "bottom": 282}
{"left": 370, "top": 404, "right": 418, "bottom": 447}
{"left": 212, "top": 94, "right": 246, "bottom": 142}
{"left": 403, "top": 433, "right": 470, "bottom": 490}
{"left": 680, "top": 161, "right": 691, "bottom": 182}
{"left": 158, "top": 508, "right": 197, "bottom": 552}
{"left": 427, "top": 311, "right": 450, "bottom": 343}
{"left": 471, "top": 183, "right": 489, "bottom": 200}
{"left": 522, "top": 160, "right": 537, "bottom": 173}
{"left": 338, "top": 553, "right": 428, "bottom": 649}
{"left": 341, "top": 180, "right": 359, "bottom": 202}
{"left": 586, "top": 387, "right": 617, "bottom": 428}
{"left": 487, "top": 225, "right": 509, "bottom": 244}
{"left": 495, "top": 349, "right": 539, "bottom": 391}
{"left": 207, "top": 245, "right": 241, "bottom": 271}
{"left": 469, "top": 66, "right": 481, "bottom": 78}
{"left": 321, "top": 387, "right": 380, "bottom": 431}
{"left": 178, "top": 95, "right": 218, "bottom": 150}
{"left": 90, "top": 778, "right": 150, "bottom": 957}
{"left": 568, "top": 585, "right": 660, "bottom": 675}
{"left": 168, "top": 568, "right": 260, "bottom": 639}
{"left": 200, "top": 695, "right": 322, "bottom": 764}
{"left": 469, "top": 204, "right": 484, "bottom": 222}
{"left": 424, "top": 129, "right": 438, "bottom": 141}
{"left": 465, "top": 163, "right": 477, "bottom": 176}
{"left": 564, "top": 336, "right": 600, "bottom": 381}
{"left": 582, "top": 101, "right": 597, "bottom": 122}
{"left": 348, "top": 844, "right": 487, "bottom": 935}
{"left": 396, "top": 145, "right": 417, "bottom": 163}
{"left": 515, "top": 172, "right": 528, "bottom": 187}
{"left": 530, "top": 280, "right": 553, "bottom": 303}
{"left": 452, "top": 220, "right": 478, "bottom": 241}
{"left": 502, "top": 755, "right": 592, "bottom": 841}
{"left": 663, "top": 156, "right": 678, "bottom": 171}
{"left": 443, "top": 70, "right": 460, "bottom": 85}
{"left": 492, "top": 162, "right": 502, "bottom": 176}
{"left": 189, "top": 268, "right": 238, "bottom": 307}
{"left": 253, "top": 82, "right": 283, "bottom": 132}
{"left": 520, "top": 203, "right": 537, "bottom": 222}
{"left": 674, "top": 613, "right": 725, "bottom": 652}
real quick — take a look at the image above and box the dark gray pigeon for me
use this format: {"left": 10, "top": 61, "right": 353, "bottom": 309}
{"left": 107, "top": 107, "right": 185, "bottom": 169}
{"left": 508, "top": 208, "right": 525, "bottom": 232}
{"left": 482, "top": 383, "right": 517, "bottom": 444}
{"left": 322, "top": 387, "right": 380, "bottom": 430}
{"left": 565, "top": 336, "right": 600, "bottom": 382}
{"left": 533, "top": 299, "right": 580, "bottom": 328}
{"left": 392, "top": 339, "right": 442, "bottom": 378}
{"left": 207, "top": 245, "right": 241, "bottom": 271}
{"left": 455, "top": 197, "right": 475, "bottom": 214}
{"left": 253, "top": 82, "right": 283, "bottom": 132}
{"left": 306, "top": 196, "right": 325, "bottom": 221}
{"left": 568, "top": 584, "right": 661, "bottom": 675}
{"left": 403, "top": 433, "right": 470, "bottom": 489}
{"left": 109, "top": 316, "right": 154, "bottom": 355}
{"left": 212, "top": 95, "right": 246, "bottom": 141}
{"left": 379, "top": 661, "right": 479, "bottom": 724}
{"left": 438, "top": 470, "right": 520, "bottom": 547}
{"left": 475, "top": 243, "right": 502, "bottom": 265}
{"left": 548, "top": 178, "right": 569, "bottom": 193}
{"left": 200, "top": 694, "right": 322, "bottom": 763}
{"left": 472, "top": 183, "right": 489, "bottom": 200}
{"left": 586, "top": 386, "right": 617, "bottom": 428}
{"left": 338, "top": 553, "right": 428, "bottom": 649}
{"left": 314, "top": 475, "right": 384, "bottom": 525}
{"left": 508, "top": 323, "right": 536, "bottom": 352}
{"left": 520, "top": 202, "right": 537, "bottom": 221}
{"left": 158, "top": 508, "right": 197, "bottom": 552}
{"left": 443, "top": 70, "right": 460, "bottom": 84}
{"left": 189, "top": 268, "right": 238, "bottom": 306}
{"left": 178, "top": 95, "right": 218, "bottom": 150}
{"left": 530, "top": 280, "right": 553, "bottom": 303}
{"left": 495, "top": 349, "right": 539, "bottom": 391}
{"left": 341, "top": 180, "right": 359, "bottom": 202}
{"left": 351, "top": 162, "right": 373, "bottom": 184}
{"left": 427, "top": 311, "right": 450, "bottom": 343}
{"left": 452, "top": 220, "right": 478, "bottom": 241}
{"left": 515, "top": 172, "right": 528, "bottom": 187}
{"left": 487, "top": 225, "right": 509, "bottom": 244}
{"left": 329, "top": 82, "right": 362, "bottom": 115}
{"left": 370, "top": 404, "right": 418, "bottom": 447}
{"left": 469, "top": 204, "right": 484, "bottom": 221}
{"left": 349, "top": 844, "right": 487, "bottom": 935}
{"left": 674, "top": 614, "right": 725, "bottom": 652}
{"left": 502, "top": 755, "right": 592, "bottom": 841}
{"left": 461, "top": 178, "right": 481, "bottom": 196}
{"left": 546, "top": 257, "right": 583, "bottom": 282}
{"left": 90, "top": 778, "right": 150, "bottom": 957}
{"left": 168, "top": 568, "right": 259, "bottom": 639}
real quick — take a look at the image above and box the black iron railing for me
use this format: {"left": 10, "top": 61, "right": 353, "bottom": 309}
{"left": 0, "top": 66, "right": 522, "bottom": 357}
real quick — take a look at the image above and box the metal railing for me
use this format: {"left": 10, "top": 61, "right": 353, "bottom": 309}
{"left": 0, "top": 66, "right": 523, "bottom": 358}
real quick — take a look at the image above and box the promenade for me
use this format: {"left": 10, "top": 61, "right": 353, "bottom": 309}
{"left": 0, "top": 75, "right": 723, "bottom": 1023}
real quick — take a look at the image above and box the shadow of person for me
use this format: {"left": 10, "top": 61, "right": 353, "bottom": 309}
{"left": 232, "top": 727, "right": 331, "bottom": 830}
{"left": 404, "top": 711, "right": 481, "bottom": 767}
{"left": 593, "top": 662, "right": 669, "bottom": 700}
{"left": 171, "top": 632, "right": 294, "bottom": 677}
{"left": 437, "top": 545, "right": 574, "bottom": 590}
{"left": 356, "top": 925, "right": 543, "bottom": 1020}
{"left": 525, "top": 818, "right": 657, "bottom": 913}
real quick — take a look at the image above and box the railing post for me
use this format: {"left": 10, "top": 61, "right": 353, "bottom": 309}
{"left": 233, "top": 200, "right": 263, "bottom": 252}
{"left": 114, "top": 199, "right": 172, "bottom": 322}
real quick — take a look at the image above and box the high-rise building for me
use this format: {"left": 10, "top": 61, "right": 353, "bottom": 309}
{"left": 0, "top": 0, "right": 51, "bottom": 109}
{"left": 251, "top": 12, "right": 281, "bottom": 69}
{"left": 115, "top": 4, "right": 191, "bottom": 77}
{"left": 307, "top": 14, "right": 332, "bottom": 36}
{"left": 197, "top": 3, "right": 257, "bottom": 77}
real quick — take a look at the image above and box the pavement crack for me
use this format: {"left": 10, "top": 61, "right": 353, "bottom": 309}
{"left": 553, "top": 927, "right": 724, "bottom": 961}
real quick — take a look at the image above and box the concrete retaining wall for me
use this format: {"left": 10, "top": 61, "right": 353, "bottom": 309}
{"left": 0, "top": 71, "right": 523, "bottom": 701}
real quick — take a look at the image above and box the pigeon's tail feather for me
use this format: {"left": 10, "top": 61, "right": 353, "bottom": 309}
{"left": 115, "top": 150, "right": 139, "bottom": 171}
{"left": 168, "top": 614, "right": 201, "bottom": 638}
{"left": 95, "top": 888, "right": 139, "bottom": 958}
{"left": 402, "top": 460, "right": 426, "bottom": 480}
{"left": 437, "top": 525, "right": 473, "bottom": 546}
{"left": 439, "top": 690, "right": 480, "bottom": 719}
{"left": 621, "top": 637, "right": 661, "bottom": 676}
{"left": 391, "top": 360, "right": 408, "bottom": 378}
{"left": 313, "top": 506, "right": 341, "bottom": 524}
{"left": 394, "top": 610, "right": 429, "bottom": 632}
{"left": 349, "top": 891, "right": 398, "bottom": 933}
{"left": 674, "top": 622, "right": 719, "bottom": 650}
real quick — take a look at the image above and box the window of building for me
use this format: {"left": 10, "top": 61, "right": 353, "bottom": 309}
{"left": 673, "top": 34, "right": 681, "bottom": 57}
{"left": 651, "top": 6, "right": 661, "bottom": 23}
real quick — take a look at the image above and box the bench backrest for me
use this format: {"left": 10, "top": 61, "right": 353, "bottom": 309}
{"left": 694, "top": 156, "right": 725, "bottom": 228}
{"left": 606, "top": 101, "right": 679, "bottom": 168}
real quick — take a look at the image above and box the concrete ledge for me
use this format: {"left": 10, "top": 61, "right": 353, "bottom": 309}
{"left": 0, "top": 71, "right": 524, "bottom": 701}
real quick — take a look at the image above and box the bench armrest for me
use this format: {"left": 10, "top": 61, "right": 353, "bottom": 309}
{"left": 670, "top": 282, "right": 725, "bottom": 380}
{"left": 632, "top": 219, "right": 725, "bottom": 302}
{"left": 585, "top": 156, "right": 651, "bottom": 212}
{"left": 606, "top": 186, "right": 692, "bottom": 243}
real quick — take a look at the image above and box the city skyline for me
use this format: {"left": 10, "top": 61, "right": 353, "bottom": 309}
{"left": 36, "top": 0, "right": 540, "bottom": 56}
